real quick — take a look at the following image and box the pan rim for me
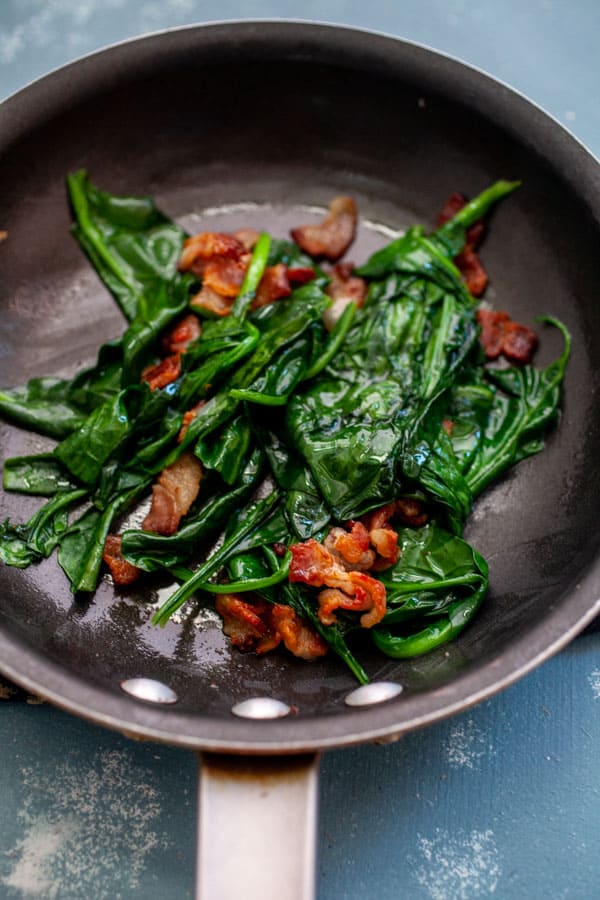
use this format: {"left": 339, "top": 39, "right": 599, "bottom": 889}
{"left": 1, "top": 19, "right": 599, "bottom": 752}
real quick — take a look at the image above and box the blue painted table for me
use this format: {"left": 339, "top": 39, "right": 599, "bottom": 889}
{"left": 1, "top": 3, "right": 599, "bottom": 898}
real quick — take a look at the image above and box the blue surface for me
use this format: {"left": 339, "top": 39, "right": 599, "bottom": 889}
{"left": 1, "top": 2, "right": 599, "bottom": 898}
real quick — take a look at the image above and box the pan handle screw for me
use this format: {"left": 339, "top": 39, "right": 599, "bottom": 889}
{"left": 120, "top": 677, "right": 178, "bottom": 704}
{"left": 231, "top": 697, "right": 291, "bottom": 719}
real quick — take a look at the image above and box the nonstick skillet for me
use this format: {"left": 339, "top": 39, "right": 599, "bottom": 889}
{"left": 1, "top": 22, "right": 599, "bottom": 899}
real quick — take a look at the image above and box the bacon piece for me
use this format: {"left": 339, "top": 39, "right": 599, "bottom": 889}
{"left": 441, "top": 418, "right": 454, "bottom": 437}
{"left": 359, "top": 503, "right": 400, "bottom": 570}
{"left": 190, "top": 285, "right": 235, "bottom": 317}
{"left": 201, "top": 256, "right": 247, "bottom": 297}
{"left": 233, "top": 228, "right": 260, "bottom": 251}
{"left": 455, "top": 245, "right": 488, "bottom": 297}
{"left": 287, "top": 266, "right": 316, "bottom": 284}
{"left": 323, "top": 260, "right": 367, "bottom": 331}
{"left": 178, "top": 232, "right": 246, "bottom": 271}
{"left": 289, "top": 538, "right": 386, "bottom": 628}
{"left": 215, "top": 595, "right": 327, "bottom": 659}
{"left": 103, "top": 535, "right": 142, "bottom": 586}
{"left": 270, "top": 605, "right": 328, "bottom": 659}
{"left": 395, "top": 498, "right": 428, "bottom": 528}
{"left": 476, "top": 308, "right": 537, "bottom": 363}
{"left": 501, "top": 320, "right": 538, "bottom": 363}
{"left": 324, "top": 523, "right": 375, "bottom": 571}
{"left": 141, "top": 353, "right": 181, "bottom": 391}
{"left": 215, "top": 594, "right": 280, "bottom": 653}
{"left": 142, "top": 451, "right": 203, "bottom": 536}
{"left": 291, "top": 196, "right": 357, "bottom": 262}
{"left": 252, "top": 263, "right": 292, "bottom": 309}
{"left": 178, "top": 400, "right": 206, "bottom": 442}
{"left": 436, "top": 192, "right": 485, "bottom": 247}
{"left": 162, "top": 314, "right": 201, "bottom": 354}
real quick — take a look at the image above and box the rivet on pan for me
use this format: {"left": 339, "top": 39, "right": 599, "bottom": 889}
{"left": 231, "top": 697, "right": 291, "bottom": 719}
{"left": 120, "top": 677, "right": 178, "bottom": 704}
{"left": 344, "top": 681, "right": 403, "bottom": 707}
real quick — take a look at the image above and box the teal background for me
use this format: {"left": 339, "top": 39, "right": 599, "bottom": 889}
{"left": 1, "top": 2, "right": 599, "bottom": 898}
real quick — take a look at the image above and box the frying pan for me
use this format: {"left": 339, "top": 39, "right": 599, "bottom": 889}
{"left": 1, "top": 21, "right": 599, "bottom": 899}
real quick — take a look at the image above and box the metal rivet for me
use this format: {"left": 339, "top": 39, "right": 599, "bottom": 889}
{"left": 120, "top": 677, "right": 178, "bottom": 704}
{"left": 231, "top": 697, "right": 291, "bottom": 719}
{"left": 344, "top": 681, "right": 404, "bottom": 707}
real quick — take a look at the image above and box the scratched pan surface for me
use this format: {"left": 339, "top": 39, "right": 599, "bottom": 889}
{"left": 0, "top": 22, "right": 599, "bottom": 752}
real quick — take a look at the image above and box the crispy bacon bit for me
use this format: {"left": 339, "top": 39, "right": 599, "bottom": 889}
{"left": 270, "top": 605, "right": 328, "bottom": 659}
{"left": 476, "top": 308, "right": 538, "bottom": 363}
{"left": 215, "top": 595, "right": 327, "bottom": 659}
{"left": 359, "top": 503, "right": 400, "bottom": 569}
{"left": 142, "top": 451, "right": 202, "bottom": 536}
{"left": 325, "top": 523, "right": 375, "bottom": 571}
{"left": 162, "top": 314, "right": 201, "bottom": 354}
{"left": 395, "top": 498, "right": 428, "bottom": 528}
{"left": 501, "top": 320, "right": 539, "bottom": 363}
{"left": 103, "top": 535, "right": 142, "bottom": 586}
{"left": 201, "top": 256, "right": 247, "bottom": 297}
{"left": 287, "top": 266, "right": 316, "bottom": 284}
{"left": 442, "top": 418, "right": 454, "bottom": 437}
{"left": 252, "top": 263, "right": 292, "bottom": 309}
{"left": 289, "top": 538, "right": 386, "bottom": 628}
{"left": 178, "top": 232, "right": 246, "bottom": 271}
{"left": 215, "top": 594, "right": 279, "bottom": 653}
{"left": 273, "top": 542, "right": 287, "bottom": 557}
{"left": 291, "top": 196, "right": 357, "bottom": 261}
{"left": 233, "top": 228, "right": 261, "bottom": 251}
{"left": 190, "top": 284, "right": 235, "bottom": 317}
{"left": 456, "top": 245, "right": 488, "bottom": 297}
{"left": 141, "top": 353, "right": 181, "bottom": 391}
{"left": 323, "top": 260, "right": 367, "bottom": 331}
{"left": 178, "top": 400, "right": 206, "bottom": 442}
{"left": 437, "top": 192, "right": 488, "bottom": 296}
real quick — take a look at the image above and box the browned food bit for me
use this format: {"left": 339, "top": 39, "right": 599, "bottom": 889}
{"left": 437, "top": 192, "right": 488, "bottom": 296}
{"left": 190, "top": 284, "right": 235, "bottom": 317}
{"left": 476, "top": 308, "right": 538, "bottom": 363}
{"left": 325, "top": 521, "right": 375, "bottom": 570}
{"left": 323, "top": 261, "right": 367, "bottom": 331}
{"left": 286, "top": 266, "right": 316, "bottom": 284}
{"left": 359, "top": 503, "right": 400, "bottom": 570}
{"left": 141, "top": 353, "right": 182, "bottom": 391}
{"left": 178, "top": 400, "right": 206, "bottom": 442}
{"left": 289, "top": 538, "right": 387, "bottom": 628}
{"left": 201, "top": 256, "right": 247, "bottom": 298}
{"left": 395, "top": 498, "right": 429, "bottom": 528}
{"left": 177, "top": 231, "right": 246, "bottom": 272}
{"left": 252, "top": 263, "right": 292, "bottom": 309}
{"left": 233, "top": 228, "right": 261, "bottom": 251}
{"left": 290, "top": 196, "right": 357, "bottom": 261}
{"left": 161, "top": 314, "right": 201, "bottom": 354}
{"left": 215, "top": 595, "right": 327, "bottom": 659}
{"left": 103, "top": 535, "right": 142, "bottom": 586}
{"left": 142, "top": 451, "right": 203, "bottom": 536}
{"left": 0, "top": 230, "right": 7, "bottom": 243}
{"left": 269, "top": 605, "right": 328, "bottom": 660}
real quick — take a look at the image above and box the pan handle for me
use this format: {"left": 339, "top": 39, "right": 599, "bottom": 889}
{"left": 197, "top": 751, "right": 320, "bottom": 900}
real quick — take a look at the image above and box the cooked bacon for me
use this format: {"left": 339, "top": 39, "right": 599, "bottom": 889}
{"left": 252, "top": 263, "right": 292, "bottom": 309}
{"left": 178, "top": 400, "right": 206, "bottom": 442}
{"left": 501, "top": 320, "right": 539, "bottom": 363}
{"left": 142, "top": 451, "right": 202, "bottom": 536}
{"left": 442, "top": 418, "right": 454, "bottom": 437}
{"left": 141, "top": 353, "right": 181, "bottom": 391}
{"left": 201, "top": 256, "right": 247, "bottom": 298}
{"left": 287, "top": 266, "right": 316, "bottom": 284}
{"left": 103, "top": 535, "right": 142, "bottom": 586}
{"left": 436, "top": 191, "right": 485, "bottom": 247}
{"left": 178, "top": 232, "right": 246, "bottom": 271}
{"left": 455, "top": 245, "right": 488, "bottom": 297}
{"left": 233, "top": 228, "right": 261, "bottom": 251}
{"left": 395, "top": 498, "right": 428, "bottom": 528}
{"left": 476, "top": 308, "right": 538, "bottom": 363}
{"left": 437, "top": 192, "right": 488, "bottom": 296}
{"left": 216, "top": 594, "right": 280, "bottom": 653}
{"left": 322, "top": 260, "right": 367, "bottom": 331}
{"left": 289, "top": 538, "right": 386, "bottom": 628}
{"left": 270, "top": 605, "right": 328, "bottom": 659}
{"left": 190, "top": 284, "right": 235, "bottom": 317}
{"left": 162, "top": 314, "right": 201, "bottom": 354}
{"left": 359, "top": 503, "right": 400, "bottom": 569}
{"left": 324, "top": 522, "right": 375, "bottom": 570}
{"left": 216, "top": 595, "right": 327, "bottom": 659}
{"left": 291, "top": 196, "right": 357, "bottom": 261}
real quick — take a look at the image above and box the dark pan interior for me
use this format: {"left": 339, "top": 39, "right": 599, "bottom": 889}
{"left": 0, "top": 23, "right": 599, "bottom": 751}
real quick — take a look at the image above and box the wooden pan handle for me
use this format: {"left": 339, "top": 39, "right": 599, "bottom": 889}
{"left": 197, "top": 752, "right": 320, "bottom": 899}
